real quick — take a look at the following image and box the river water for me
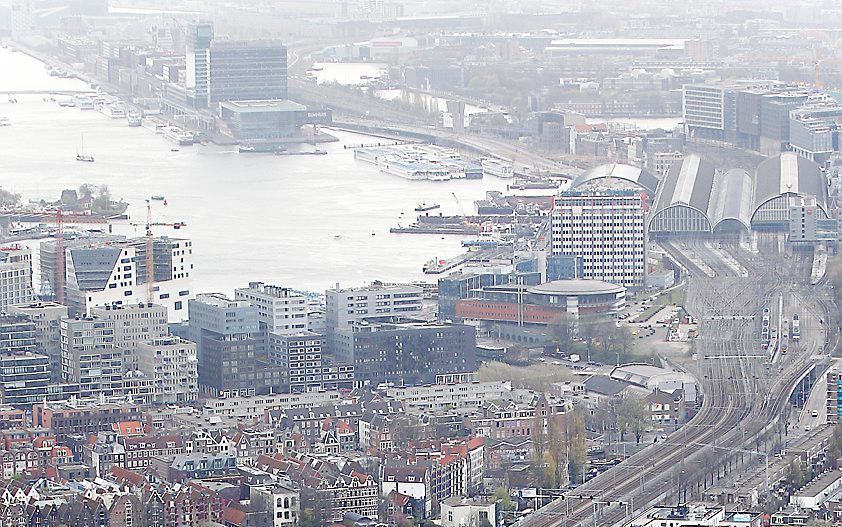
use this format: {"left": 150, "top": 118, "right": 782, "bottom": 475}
{"left": 0, "top": 48, "right": 508, "bottom": 295}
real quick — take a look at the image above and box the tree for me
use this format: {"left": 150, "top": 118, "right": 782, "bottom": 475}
{"left": 92, "top": 185, "right": 112, "bottom": 213}
{"left": 0, "top": 188, "right": 20, "bottom": 208}
{"left": 549, "top": 313, "right": 574, "bottom": 349}
{"left": 78, "top": 184, "right": 96, "bottom": 200}
{"left": 616, "top": 395, "right": 650, "bottom": 444}
{"left": 492, "top": 487, "right": 515, "bottom": 511}
{"left": 299, "top": 508, "right": 322, "bottom": 527}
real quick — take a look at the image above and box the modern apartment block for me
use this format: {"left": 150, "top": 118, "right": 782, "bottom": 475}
{"left": 550, "top": 189, "right": 647, "bottom": 288}
{"left": 43, "top": 236, "right": 193, "bottom": 322}
{"left": 334, "top": 319, "right": 476, "bottom": 387}
{"left": 827, "top": 369, "right": 842, "bottom": 425}
{"left": 136, "top": 336, "right": 199, "bottom": 404}
{"left": 6, "top": 302, "right": 67, "bottom": 382}
{"left": 0, "top": 314, "right": 50, "bottom": 406}
{"left": 89, "top": 303, "right": 168, "bottom": 373}
{"left": 60, "top": 316, "right": 124, "bottom": 398}
{"left": 234, "top": 282, "right": 309, "bottom": 352}
{"left": 267, "top": 331, "right": 355, "bottom": 393}
{"left": 0, "top": 245, "right": 34, "bottom": 309}
{"left": 188, "top": 293, "right": 285, "bottom": 397}
{"left": 325, "top": 282, "right": 423, "bottom": 351}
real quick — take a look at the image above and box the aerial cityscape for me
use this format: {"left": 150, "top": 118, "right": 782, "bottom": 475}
{"left": 1, "top": 0, "right": 842, "bottom": 526}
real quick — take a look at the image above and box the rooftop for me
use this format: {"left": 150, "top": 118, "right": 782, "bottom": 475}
{"left": 219, "top": 99, "right": 306, "bottom": 113}
{"left": 529, "top": 280, "right": 625, "bottom": 296}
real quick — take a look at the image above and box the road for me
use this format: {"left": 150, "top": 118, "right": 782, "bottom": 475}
{"left": 516, "top": 237, "right": 834, "bottom": 527}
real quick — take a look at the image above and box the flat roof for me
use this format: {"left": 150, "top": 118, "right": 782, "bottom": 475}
{"left": 219, "top": 99, "right": 306, "bottom": 113}
{"left": 529, "top": 280, "right": 624, "bottom": 296}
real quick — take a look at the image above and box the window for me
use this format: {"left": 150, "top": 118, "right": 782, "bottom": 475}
{"left": 174, "top": 301, "right": 183, "bottom": 310}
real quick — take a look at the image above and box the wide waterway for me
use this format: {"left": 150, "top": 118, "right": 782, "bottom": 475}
{"left": 0, "top": 47, "right": 509, "bottom": 295}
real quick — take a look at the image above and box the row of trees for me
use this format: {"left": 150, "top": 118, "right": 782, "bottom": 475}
{"left": 549, "top": 313, "right": 637, "bottom": 365}
{"left": 586, "top": 394, "right": 651, "bottom": 444}
{"left": 532, "top": 410, "right": 588, "bottom": 487}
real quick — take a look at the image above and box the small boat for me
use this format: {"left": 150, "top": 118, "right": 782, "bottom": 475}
{"left": 333, "top": 234, "right": 342, "bottom": 239}
{"left": 170, "top": 147, "right": 180, "bottom": 152}
{"left": 414, "top": 202, "right": 441, "bottom": 212}
{"left": 0, "top": 117, "right": 10, "bottom": 127}
{"left": 238, "top": 145, "right": 255, "bottom": 153}
{"left": 151, "top": 195, "right": 166, "bottom": 201}
{"left": 76, "top": 134, "right": 94, "bottom": 162}
{"left": 371, "top": 232, "right": 376, "bottom": 236}
{"left": 311, "top": 66, "right": 324, "bottom": 72}
{"left": 313, "top": 149, "right": 327, "bottom": 155}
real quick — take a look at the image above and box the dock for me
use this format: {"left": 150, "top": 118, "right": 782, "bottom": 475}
{"left": 422, "top": 247, "right": 510, "bottom": 275}
{"left": 390, "top": 225, "right": 481, "bottom": 235}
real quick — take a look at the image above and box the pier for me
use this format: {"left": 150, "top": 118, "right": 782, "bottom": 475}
{"left": 422, "top": 247, "right": 510, "bottom": 275}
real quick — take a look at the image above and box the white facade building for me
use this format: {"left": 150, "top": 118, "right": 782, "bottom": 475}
{"left": 64, "top": 238, "right": 193, "bottom": 323}
{"left": 325, "top": 281, "right": 423, "bottom": 350}
{"left": 136, "top": 336, "right": 199, "bottom": 404}
{"left": 0, "top": 246, "right": 34, "bottom": 310}
{"left": 386, "top": 380, "right": 513, "bottom": 415}
{"left": 441, "top": 498, "right": 496, "bottom": 527}
{"left": 201, "top": 390, "right": 342, "bottom": 419}
{"left": 234, "top": 282, "right": 308, "bottom": 336}
{"left": 551, "top": 190, "right": 647, "bottom": 288}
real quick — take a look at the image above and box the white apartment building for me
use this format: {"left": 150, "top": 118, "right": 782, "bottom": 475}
{"left": 386, "top": 380, "right": 513, "bottom": 415}
{"left": 63, "top": 238, "right": 193, "bottom": 322}
{"left": 89, "top": 303, "right": 168, "bottom": 372}
{"left": 0, "top": 245, "right": 34, "bottom": 309}
{"left": 551, "top": 189, "right": 647, "bottom": 288}
{"left": 136, "top": 336, "right": 198, "bottom": 404}
{"left": 325, "top": 281, "right": 423, "bottom": 349}
{"left": 60, "top": 316, "right": 124, "bottom": 397}
{"left": 234, "top": 282, "right": 308, "bottom": 336}
{"left": 201, "top": 390, "right": 342, "bottom": 419}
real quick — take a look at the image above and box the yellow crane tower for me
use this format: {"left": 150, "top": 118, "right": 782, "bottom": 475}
{"left": 130, "top": 199, "right": 186, "bottom": 303}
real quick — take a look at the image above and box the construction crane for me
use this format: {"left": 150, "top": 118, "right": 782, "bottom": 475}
{"left": 130, "top": 199, "right": 186, "bottom": 303}
{"left": 451, "top": 192, "right": 467, "bottom": 217}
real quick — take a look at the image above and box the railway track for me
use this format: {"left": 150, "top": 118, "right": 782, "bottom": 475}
{"left": 517, "top": 242, "right": 829, "bottom": 527}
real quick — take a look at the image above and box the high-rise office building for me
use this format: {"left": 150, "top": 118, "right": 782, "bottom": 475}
{"left": 186, "top": 21, "right": 214, "bottom": 108}
{"left": 0, "top": 245, "right": 34, "bottom": 310}
{"left": 188, "top": 293, "right": 284, "bottom": 396}
{"left": 60, "top": 316, "right": 124, "bottom": 398}
{"left": 207, "top": 40, "right": 288, "bottom": 106}
{"left": 89, "top": 303, "right": 168, "bottom": 373}
{"left": 683, "top": 84, "right": 737, "bottom": 142}
{"left": 7, "top": 302, "right": 68, "bottom": 382}
{"left": 550, "top": 189, "right": 647, "bottom": 288}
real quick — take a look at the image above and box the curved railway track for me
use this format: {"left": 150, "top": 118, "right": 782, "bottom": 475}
{"left": 517, "top": 241, "right": 831, "bottom": 527}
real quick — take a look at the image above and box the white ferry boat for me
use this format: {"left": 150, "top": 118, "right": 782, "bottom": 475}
{"left": 481, "top": 158, "right": 514, "bottom": 179}
{"left": 101, "top": 102, "right": 126, "bottom": 119}
{"left": 163, "top": 126, "right": 195, "bottom": 146}
{"left": 377, "top": 157, "right": 429, "bottom": 180}
{"left": 353, "top": 148, "right": 382, "bottom": 164}
{"left": 72, "top": 95, "right": 94, "bottom": 110}
{"left": 142, "top": 117, "right": 168, "bottom": 134}
{"left": 126, "top": 112, "right": 142, "bottom": 127}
